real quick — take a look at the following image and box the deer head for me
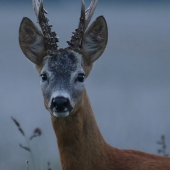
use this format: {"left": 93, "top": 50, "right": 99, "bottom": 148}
{"left": 19, "top": 0, "right": 108, "bottom": 118}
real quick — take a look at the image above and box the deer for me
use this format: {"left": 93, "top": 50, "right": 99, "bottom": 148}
{"left": 19, "top": 0, "right": 170, "bottom": 169}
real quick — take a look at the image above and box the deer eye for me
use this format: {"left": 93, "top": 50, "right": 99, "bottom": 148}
{"left": 77, "top": 74, "right": 85, "bottom": 82}
{"left": 41, "top": 74, "right": 48, "bottom": 81}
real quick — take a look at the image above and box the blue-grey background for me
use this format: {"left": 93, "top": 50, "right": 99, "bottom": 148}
{"left": 0, "top": 0, "right": 170, "bottom": 169}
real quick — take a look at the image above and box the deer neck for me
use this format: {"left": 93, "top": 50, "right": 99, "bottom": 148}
{"left": 51, "top": 89, "right": 107, "bottom": 170}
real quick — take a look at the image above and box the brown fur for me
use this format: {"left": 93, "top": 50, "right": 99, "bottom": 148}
{"left": 50, "top": 89, "right": 170, "bottom": 170}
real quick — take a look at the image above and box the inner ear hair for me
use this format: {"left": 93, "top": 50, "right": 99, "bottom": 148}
{"left": 82, "top": 16, "right": 108, "bottom": 65}
{"left": 19, "top": 17, "right": 45, "bottom": 65}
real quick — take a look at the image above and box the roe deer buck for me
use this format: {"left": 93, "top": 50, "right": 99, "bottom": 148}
{"left": 19, "top": 0, "right": 170, "bottom": 169}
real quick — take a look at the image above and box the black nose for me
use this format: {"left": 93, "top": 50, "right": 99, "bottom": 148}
{"left": 51, "top": 97, "right": 69, "bottom": 112}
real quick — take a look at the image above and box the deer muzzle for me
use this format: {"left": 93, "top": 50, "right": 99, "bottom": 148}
{"left": 50, "top": 97, "right": 73, "bottom": 117}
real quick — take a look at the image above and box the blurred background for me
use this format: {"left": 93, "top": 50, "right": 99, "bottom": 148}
{"left": 0, "top": 0, "right": 170, "bottom": 169}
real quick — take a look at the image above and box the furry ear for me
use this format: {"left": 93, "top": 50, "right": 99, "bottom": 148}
{"left": 82, "top": 16, "right": 108, "bottom": 64}
{"left": 19, "top": 17, "right": 45, "bottom": 65}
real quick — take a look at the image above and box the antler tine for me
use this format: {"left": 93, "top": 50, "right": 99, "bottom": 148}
{"left": 33, "top": 0, "right": 47, "bottom": 22}
{"left": 67, "top": 0, "right": 85, "bottom": 52}
{"left": 39, "top": 0, "right": 48, "bottom": 14}
{"left": 67, "top": 0, "right": 98, "bottom": 52}
{"left": 32, "top": 0, "right": 59, "bottom": 56}
{"left": 33, "top": 0, "right": 40, "bottom": 20}
{"left": 81, "top": 0, "right": 85, "bottom": 22}
{"left": 85, "top": 0, "right": 98, "bottom": 30}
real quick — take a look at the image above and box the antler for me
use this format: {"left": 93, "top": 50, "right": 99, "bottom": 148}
{"left": 67, "top": 0, "right": 98, "bottom": 52}
{"left": 33, "top": 0, "right": 59, "bottom": 56}
{"left": 85, "top": 0, "right": 98, "bottom": 30}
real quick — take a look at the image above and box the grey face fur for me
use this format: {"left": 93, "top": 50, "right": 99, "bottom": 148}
{"left": 41, "top": 49, "right": 85, "bottom": 117}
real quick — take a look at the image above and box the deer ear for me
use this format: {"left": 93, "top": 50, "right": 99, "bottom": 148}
{"left": 19, "top": 17, "right": 45, "bottom": 65}
{"left": 82, "top": 16, "right": 108, "bottom": 64}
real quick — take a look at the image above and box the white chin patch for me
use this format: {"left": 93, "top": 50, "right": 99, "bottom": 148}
{"left": 53, "top": 111, "right": 69, "bottom": 117}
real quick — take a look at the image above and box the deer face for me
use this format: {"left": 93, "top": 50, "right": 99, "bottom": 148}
{"left": 19, "top": 0, "right": 108, "bottom": 117}
{"left": 40, "top": 50, "right": 85, "bottom": 117}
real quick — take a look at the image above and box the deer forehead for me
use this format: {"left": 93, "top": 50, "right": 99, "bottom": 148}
{"left": 42, "top": 49, "right": 84, "bottom": 79}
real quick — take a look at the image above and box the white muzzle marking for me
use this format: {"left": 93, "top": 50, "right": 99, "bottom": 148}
{"left": 53, "top": 111, "right": 69, "bottom": 117}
